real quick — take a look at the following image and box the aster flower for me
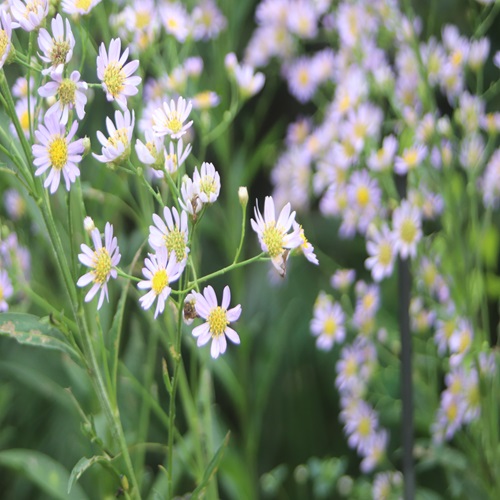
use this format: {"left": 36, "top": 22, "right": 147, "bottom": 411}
{"left": 310, "top": 292, "right": 345, "bottom": 350}
{"left": 293, "top": 222, "right": 318, "bottom": 265}
{"left": 251, "top": 196, "right": 302, "bottom": 276}
{"left": 38, "top": 68, "right": 88, "bottom": 124}
{"left": 234, "top": 62, "right": 265, "bottom": 99}
{"left": 191, "top": 285, "right": 242, "bottom": 359}
{"left": 77, "top": 222, "right": 121, "bottom": 310}
{"left": 4, "top": 189, "right": 26, "bottom": 220}
{"left": 159, "top": 1, "right": 191, "bottom": 43}
{"left": 392, "top": 200, "right": 422, "bottom": 259}
{"left": 330, "top": 269, "right": 356, "bottom": 291}
{"left": 135, "top": 129, "right": 166, "bottom": 171}
{"left": 164, "top": 138, "right": 192, "bottom": 174}
{"left": 152, "top": 97, "right": 193, "bottom": 139}
{"left": 0, "top": 11, "right": 13, "bottom": 69}
{"left": 394, "top": 144, "right": 428, "bottom": 175}
{"left": 37, "top": 14, "right": 75, "bottom": 75}
{"left": 62, "top": 0, "right": 100, "bottom": 16}
{"left": 93, "top": 108, "right": 135, "bottom": 166}
{"left": 0, "top": 269, "right": 13, "bottom": 312}
{"left": 179, "top": 176, "right": 203, "bottom": 218}
{"left": 11, "top": 0, "right": 48, "bottom": 32}
{"left": 365, "top": 224, "right": 395, "bottom": 282}
{"left": 96, "top": 38, "right": 141, "bottom": 110}
{"left": 138, "top": 247, "right": 183, "bottom": 319}
{"left": 342, "top": 399, "right": 379, "bottom": 453}
{"left": 148, "top": 206, "right": 190, "bottom": 266}
{"left": 32, "top": 111, "right": 84, "bottom": 194}
{"left": 192, "top": 0, "right": 227, "bottom": 41}
{"left": 191, "top": 91, "right": 220, "bottom": 110}
{"left": 192, "top": 162, "right": 220, "bottom": 204}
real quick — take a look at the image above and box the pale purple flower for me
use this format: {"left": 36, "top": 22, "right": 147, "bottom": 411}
{"left": 159, "top": 1, "right": 191, "bottom": 42}
{"left": 192, "top": 285, "right": 242, "bottom": 359}
{"left": 148, "top": 206, "right": 190, "bottom": 266}
{"left": 93, "top": 108, "right": 135, "bottom": 165}
{"left": 77, "top": 222, "right": 121, "bottom": 310}
{"left": 394, "top": 144, "right": 428, "bottom": 175}
{"left": 32, "top": 111, "right": 84, "bottom": 194}
{"left": 0, "top": 269, "right": 13, "bottom": 312}
{"left": 330, "top": 269, "right": 355, "bottom": 291}
{"left": 179, "top": 176, "right": 203, "bottom": 217}
{"left": 193, "top": 162, "right": 220, "bottom": 204}
{"left": 62, "top": 0, "right": 100, "bottom": 16}
{"left": 365, "top": 224, "right": 395, "bottom": 282}
{"left": 251, "top": 196, "right": 302, "bottom": 276}
{"left": 96, "top": 38, "right": 141, "bottom": 110}
{"left": 310, "top": 292, "right": 345, "bottom": 350}
{"left": 11, "top": 0, "right": 48, "bottom": 31}
{"left": 392, "top": 200, "right": 422, "bottom": 259}
{"left": 192, "top": 0, "right": 226, "bottom": 41}
{"left": 37, "top": 13, "right": 75, "bottom": 75}
{"left": 152, "top": 97, "right": 193, "bottom": 139}
{"left": 38, "top": 68, "right": 88, "bottom": 124}
{"left": 0, "top": 11, "right": 13, "bottom": 69}
{"left": 138, "top": 247, "right": 183, "bottom": 319}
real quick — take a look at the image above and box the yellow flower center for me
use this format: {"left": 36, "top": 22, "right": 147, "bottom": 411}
{"left": 165, "top": 113, "right": 182, "bottom": 134}
{"left": 194, "top": 91, "right": 214, "bottom": 109}
{"left": 48, "top": 137, "right": 68, "bottom": 170}
{"left": 20, "top": 110, "right": 30, "bottom": 132}
{"left": 356, "top": 186, "right": 370, "bottom": 207}
{"left": 93, "top": 248, "right": 111, "bottom": 284}
{"left": 24, "top": 0, "right": 43, "bottom": 17}
{"left": 167, "top": 17, "right": 178, "bottom": 30}
{"left": 403, "top": 149, "right": 419, "bottom": 168}
{"left": 451, "top": 50, "right": 463, "bottom": 67}
{"left": 208, "top": 306, "right": 228, "bottom": 337}
{"left": 135, "top": 11, "right": 150, "bottom": 30}
{"left": 152, "top": 269, "right": 168, "bottom": 295}
{"left": 363, "top": 293, "right": 375, "bottom": 310}
{"left": 324, "top": 317, "right": 337, "bottom": 337}
{"left": 0, "top": 285, "right": 4, "bottom": 302}
{"left": 345, "top": 357, "right": 357, "bottom": 376}
{"left": 0, "top": 30, "right": 9, "bottom": 61}
{"left": 103, "top": 62, "right": 125, "bottom": 98}
{"left": 164, "top": 229, "right": 186, "bottom": 263}
{"left": 423, "top": 263, "right": 437, "bottom": 287}
{"left": 354, "top": 122, "right": 367, "bottom": 140}
{"left": 446, "top": 400, "right": 458, "bottom": 421}
{"left": 200, "top": 175, "right": 217, "bottom": 197}
{"left": 50, "top": 40, "right": 71, "bottom": 67}
{"left": 443, "top": 320, "right": 455, "bottom": 339}
{"left": 458, "top": 331, "right": 471, "bottom": 353}
{"left": 378, "top": 242, "right": 392, "bottom": 266}
{"left": 263, "top": 224, "right": 284, "bottom": 258}
{"left": 400, "top": 219, "right": 417, "bottom": 244}
{"left": 108, "top": 128, "right": 129, "bottom": 148}
{"left": 58, "top": 78, "right": 77, "bottom": 106}
{"left": 339, "top": 93, "right": 350, "bottom": 113}
{"left": 298, "top": 68, "right": 309, "bottom": 86}
{"left": 75, "top": 0, "right": 92, "bottom": 12}
{"left": 358, "top": 416, "right": 371, "bottom": 437}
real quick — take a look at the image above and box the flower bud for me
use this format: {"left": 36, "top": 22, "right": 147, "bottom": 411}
{"left": 83, "top": 216, "right": 95, "bottom": 233}
{"left": 238, "top": 186, "right": 248, "bottom": 208}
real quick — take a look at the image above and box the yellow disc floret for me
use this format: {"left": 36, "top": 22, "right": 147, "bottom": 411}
{"left": 400, "top": 219, "right": 417, "bottom": 244}
{"left": 152, "top": 269, "right": 168, "bottom": 295}
{"left": 165, "top": 113, "right": 182, "bottom": 134}
{"left": 103, "top": 62, "right": 125, "bottom": 98}
{"left": 165, "top": 229, "right": 186, "bottom": 263}
{"left": 378, "top": 242, "right": 392, "bottom": 266}
{"left": 93, "top": 248, "right": 111, "bottom": 284}
{"left": 50, "top": 40, "right": 71, "bottom": 67}
{"left": 262, "top": 223, "right": 284, "bottom": 258}
{"left": 75, "top": 0, "right": 92, "bottom": 11}
{"left": 208, "top": 306, "right": 229, "bottom": 337}
{"left": 0, "top": 30, "right": 8, "bottom": 61}
{"left": 48, "top": 137, "right": 68, "bottom": 170}
{"left": 58, "top": 78, "right": 77, "bottom": 106}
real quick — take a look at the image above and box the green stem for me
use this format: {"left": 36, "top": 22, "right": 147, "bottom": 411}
{"left": 232, "top": 199, "right": 247, "bottom": 264}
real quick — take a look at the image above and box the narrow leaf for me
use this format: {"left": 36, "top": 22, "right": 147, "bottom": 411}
{"left": 190, "top": 432, "right": 231, "bottom": 498}
{"left": 0, "top": 449, "right": 88, "bottom": 500}
{"left": 68, "top": 455, "right": 109, "bottom": 493}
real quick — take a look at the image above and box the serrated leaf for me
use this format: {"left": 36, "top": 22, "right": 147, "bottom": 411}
{"left": 190, "top": 432, "right": 231, "bottom": 499}
{"left": 0, "top": 449, "right": 88, "bottom": 500}
{"left": 0, "top": 313, "right": 80, "bottom": 361}
{"left": 68, "top": 455, "right": 109, "bottom": 494}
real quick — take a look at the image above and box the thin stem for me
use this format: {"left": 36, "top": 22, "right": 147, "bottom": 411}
{"left": 232, "top": 200, "right": 247, "bottom": 264}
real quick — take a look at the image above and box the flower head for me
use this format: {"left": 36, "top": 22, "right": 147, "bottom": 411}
{"left": 38, "top": 67, "right": 87, "bottom": 124}
{"left": 152, "top": 96, "right": 193, "bottom": 139}
{"left": 365, "top": 224, "right": 395, "bottom": 282}
{"left": 62, "top": 0, "right": 100, "bottom": 16}
{"left": 148, "top": 206, "right": 190, "bottom": 267}
{"left": 11, "top": 0, "right": 48, "bottom": 32}
{"left": 191, "top": 285, "right": 242, "bottom": 359}
{"left": 310, "top": 292, "right": 345, "bottom": 350}
{"left": 251, "top": 196, "right": 302, "bottom": 276}
{"left": 77, "top": 222, "right": 121, "bottom": 309}
{"left": 138, "top": 247, "right": 183, "bottom": 318}
{"left": 97, "top": 38, "right": 141, "bottom": 110}
{"left": 193, "top": 162, "right": 220, "bottom": 204}
{"left": 32, "top": 111, "right": 84, "bottom": 193}
{"left": 93, "top": 108, "right": 135, "bottom": 166}
{"left": 37, "top": 14, "right": 75, "bottom": 75}
{"left": 392, "top": 200, "right": 422, "bottom": 259}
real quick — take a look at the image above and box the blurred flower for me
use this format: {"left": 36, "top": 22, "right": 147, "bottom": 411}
{"left": 192, "top": 0, "right": 226, "bottom": 41}
{"left": 62, "top": 0, "right": 101, "bottom": 16}
{"left": 152, "top": 97, "right": 193, "bottom": 139}
{"left": 191, "top": 90, "right": 220, "bottom": 110}
{"left": 392, "top": 200, "right": 422, "bottom": 259}
{"left": 97, "top": 38, "right": 141, "bottom": 110}
{"left": 93, "top": 108, "right": 135, "bottom": 166}
{"left": 11, "top": 0, "right": 48, "bottom": 31}
{"left": 4, "top": 189, "right": 26, "bottom": 221}
{"left": 32, "top": 111, "right": 84, "bottom": 194}
{"left": 77, "top": 222, "right": 121, "bottom": 310}
{"left": 365, "top": 224, "right": 395, "bottom": 282}
{"left": 138, "top": 247, "right": 183, "bottom": 319}
{"left": 0, "top": 269, "right": 13, "bottom": 312}
{"left": 179, "top": 176, "right": 203, "bottom": 217}
{"left": 149, "top": 206, "right": 189, "bottom": 267}
{"left": 310, "top": 292, "right": 345, "bottom": 350}
{"left": 135, "top": 129, "right": 166, "bottom": 171}
{"left": 38, "top": 67, "right": 88, "bottom": 124}
{"left": 330, "top": 269, "right": 355, "bottom": 291}
{"left": 37, "top": 14, "right": 75, "bottom": 75}
{"left": 160, "top": 1, "right": 191, "bottom": 42}
{"left": 191, "top": 285, "right": 242, "bottom": 359}
{"left": 251, "top": 196, "right": 302, "bottom": 276}
{"left": 283, "top": 56, "right": 319, "bottom": 103}
{"left": 293, "top": 222, "right": 318, "bottom": 265}
{"left": 394, "top": 144, "right": 427, "bottom": 175}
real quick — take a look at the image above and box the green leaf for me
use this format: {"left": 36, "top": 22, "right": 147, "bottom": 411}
{"left": 0, "top": 313, "right": 80, "bottom": 361}
{"left": 190, "top": 432, "right": 231, "bottom": 499}
{"left": 68, "top": 455, "right": 109, "bottom": 494}
{"left": 0, "top": 449, "right": 88, "bottom": 500}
